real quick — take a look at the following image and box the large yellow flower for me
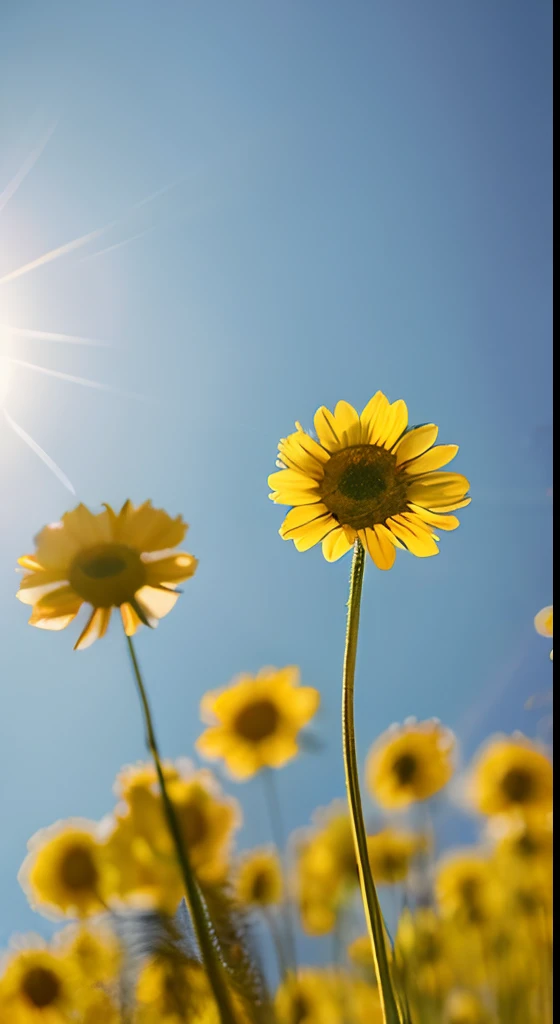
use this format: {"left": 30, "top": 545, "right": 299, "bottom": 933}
{"left": 196, "top": 667, "right": 320, "bottom": 779}
{"left": 366, "top": 719, "right": 455, "bottom": 809}
{"left": 268, "top": 393, "right": 470, "bottom": 568}
{"left": 18, "top": 820, "right": 108, "bottom": 920}
{"left": 467, "top": 735, "right": 553, "bottom": 817}
{"left": 0, "top": 945, "right": 80, "bottom": 1022}
{"left": 235, "top": 848, "right": 283, "bottom": 908}
{"left": 16, "top": 501, "right": 197, "bottom": 649}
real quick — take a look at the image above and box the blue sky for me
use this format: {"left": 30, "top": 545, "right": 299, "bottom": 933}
{"left": 0, "top": 0, "right": 552, "bottom": 954}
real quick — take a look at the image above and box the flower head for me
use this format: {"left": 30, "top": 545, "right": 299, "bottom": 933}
{"left": 467, "top": 734, "right": 553, "bottom": 817}
{"left": 235, "top": 848, "right": 283, "bottom": 908}
{"left": 269, "top": 393, "right": 469, "bottom": 568}
{"left": 275, "top": 970, "right": 340, "bottom": 1024}
{"left": 534, "top": 605, "right": 553, "bottom": 659}
{"left": 196, "top": 666, "right": 319, "bottom": 779}
{"left": 366, "top": 828, "right": 423, "bottom": 885}
{"left": 435, "top": 851, "right": 501, "bottom": 926}
{"left": 0, "top": 943, "right": 81, "bottom": 1021}
{"left": 16, "top": 501, "right": 197, "bottom": 649}
{"left": 18, "top": 820, "right": 108, "bottom": 920}
{"left": 366, "top": 719, "right": 455, "bottom": 809}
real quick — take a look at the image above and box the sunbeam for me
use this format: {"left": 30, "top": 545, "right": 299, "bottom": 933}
{"left": 9, "top": 357, "right": 146, "bottom": 402}
{"left": 0, "top": 120, "right": 58, "bottom": 219}
{"left": 3, "top": 407, "right": 75, "bottom": 494}
{"left": 0, "top": 325, "right": 111, "bottom": 347}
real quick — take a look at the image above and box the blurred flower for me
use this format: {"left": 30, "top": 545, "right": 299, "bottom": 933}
{"left": 235, "top": 848, "right": 283, "bottom": 908}
{"left": 534, "top": 605, "right": 553, "bottom": 659}
{"left": 105, "top": 762, "right": 241, "bottom": 913}
{"left": 435, "top": 851, "right": 500, "bottom": 926}
{"left": 395, "top": 908, "right": 451, "bottom": 998}
{"left": 53, "top": 923, "right": 121, "bottom": 985}
{"left": 275, "top": 970, "right": 340, "bottom": 1024}
{"left": 294, "top": 803, "right": 358, "bottom": 935}
{"left": 467, "top": 735, "right": 553, "bottom": 817}
{"left": 268, "top": 393, "right": 469, "bottom": 567}
{"left": 18, "top": 820, "right": 108, "bottom": 920}
{"left": 366, "top": 828, "right": 424, "bottom": 885}
{"left": 135, "top": 955, "right": 249, "bottom": 1024}
{"left": 16, "top": 501, "right": 197, "bottom": 649}
{"left": 489, "top": 813, "right": 553, "bottom": 881}
{"left": 366, "top": 719, "right": 455, "bottom": 809}
{"left": 443, "top": 990, "right": 491, "bottom": 1024}
{"left": 196, "top": 666, "right": 319, "bottom": 779}
{"left": 0, "top": 942, "right": 81, "bottom": 1022}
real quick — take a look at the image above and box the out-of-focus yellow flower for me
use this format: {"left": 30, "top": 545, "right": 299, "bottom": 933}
{"left": 80, "top": 989, "right": 121, "bottom": 1024}
{"left": 395, "top": 908, "right": 451, "bottom": 998}
{"left": 534, "top": 605, "right": 553, "bottom": 659}
{"left": 235, "top": 848, "right": 283, "bottom": 908}
{"left": 366, "top": 719, "right": 455, "bottom": 809}
{"left": 0, "top": 943, "right": 81, "bottom": 1022}
{"left": 490, "top": 813, "right": 553, "bottom": 881}
{"left": 467, "top": 735, "right": 553, "bottom": 817}
{"left": 16, "top": 501, "right": 197, "bottom": 649}
{"left": 53, "top": 923, "right": 121, "bottom": 985}
{"left": 275, "top": 970, "right": 341, "bottom": 1024}
{"left": 366, "top": 828, "right": 423, "bottom": 884}
{"left": 435, "top": 851, "right": 501, "bottom": 926}
{"left": 443, "top": 990, "right": 491, "bottom": 1024}
{"left": 18, "top": 821, "right": 108, "bottom": 920}
{"left": 294, "top": 803, "right": 358, "bottom": 935}
{"left": 196, "top": 667, "right": 319, "bottom": 779}
{"left": 268, "top": 393, "right": 469, "bottom": 568}
{"left": 105, "top": 762, "right": 241, "bottom": 913}
{"left": 135, "top": 956, "right": 249, "bottom": 1024}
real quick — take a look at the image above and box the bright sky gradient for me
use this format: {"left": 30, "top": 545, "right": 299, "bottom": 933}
{"left": 0, "top": 1, "right": 552, "bottom": 952}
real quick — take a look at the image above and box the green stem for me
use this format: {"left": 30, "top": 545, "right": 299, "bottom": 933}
{"left": 126, "top": 635, "right": 238, "bottom": 1024}
{"left": 261, "top": 768, "right": 298, "bottom": 975}
{"left": 341, "top": 540, "right": 401, "bottom": 1024}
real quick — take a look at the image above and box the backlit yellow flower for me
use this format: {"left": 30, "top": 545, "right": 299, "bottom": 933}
{"left": 135, "top": 956, "right": 249, "bottom": 1024}
{"left": 534, "top": 605, "right": 553, "bottom": 659}
{"left": 489, "top": 813, "right": 553, "bottom": 881}
{"left": 18, "top": 821, "right": 108, "bottom": 920}
{"left": 196, "top": 666, "right": 320, "bottom": 779}
{"left": 443, "top": 990, "right": 491, "bottom": 1024}
{"left": 395, "top": 908, "right": 451, "bottom": 998}
{"left": 366, "top": 828, "right": 422, "bottom": 884}
{"left": 235, "top": 848, "right": 283, "bottom": 907}
{"left": 467, "top": 735, "right": 553, "bottom": 817}
{"left": 53, "top": 923, "right": 121, "bottom": 985}
{"left": 16, "top": 500, "right": 197, "bottom": 649}
{"left": 269, "top": 393, "right": 469, "bottom": 568}
{"left": 366, "top": 719, "right": 455, "bottom": 809}
{"left": 435, "top": 851, "right": 500, "bottom": 926}
{"left": 0, "top": 944, "right": 80, "bottom": 1022}
{"left": 294, "top": 803, "right": 358, "bottom": 935}
{"left": 105, "top": 762, "right": 240, "bottom": 912}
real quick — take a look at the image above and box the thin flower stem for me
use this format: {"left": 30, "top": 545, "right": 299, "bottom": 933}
{"left": 341, "top": 540, "right": 401, "bottom": 1024}
{"left": 261, "top": 768, "right": 298, "bottom": 975}
{"left": 126, "top": 635, "right": 238, "bottom": 1024}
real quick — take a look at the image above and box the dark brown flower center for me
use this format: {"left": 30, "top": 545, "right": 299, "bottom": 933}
{"left": 416, "top": 932, "right": 442, "bottom": 963}
{"left": 250, "top": 870, "right": 271, "bottom": 903}
{"left": 392, "top": 753, "right": 418, "bottom": 786}
{"left": 181, "top": 804, "right": 208, "bottom": 847}
{"left": 69, "top": 543, "right": 146, "bottom": 607}
{"left": 235, "top": 699, "right": 280, "bottom": 742}
{"left": 291, "top": 994, "right": 310, "bottom": 1023}
{"left": 501, "top": 768, "right": 535, "bottom": 804}
{"left": 60, "top": 845, "right": 98, "bottom": 891}
{"left": 22, "top": 966, "right": 61, "bottom": 1008}
{"left": 319, "top": 445, "right": 408, "bottom": 529}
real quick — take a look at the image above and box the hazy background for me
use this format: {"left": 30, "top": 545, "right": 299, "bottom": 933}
{"left": 0, "top": 0, "right": 552, "bottom": 956}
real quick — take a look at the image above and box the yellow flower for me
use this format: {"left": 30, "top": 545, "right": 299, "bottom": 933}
{"left": 366, "top": 719, "right": 455, "bottom": 809}
{"left": 135, "top": 956, "right": 249, "bottom": 1024}
{"left": 105, "top": 762, "right": 240, "bottom": 912}
{"left": 490, "top": 813, "right": 553, "bottom": 881}
{"left": 235, "top": 848, "right": 283, "bottom": 907}
{"left": 443, "top": 990, "right": 491, "bottom": 1024}
{"left": 294, "top": 803, "right": 358, "bottom": 935}
{"left": 366, "top": 828, "right": 422, "bottom": 884}
{"left": 268, "top": 393, "right": 469, "bottom": 568}
{"left": 534, "top": 605, "right": 553, "bottom": 659}
{"left": 467, "top": 734, "right": 553, "bottom": 817}
{"left": 18, "top": 821, "right": 108, "bottom": 920}
{"left": 196, "top": 666, "right": 320, "bottom": 779}
{"left": 0, "top": 945, "right": 80, "bottom": 1022}
{"left": 275, "top": 970, "right": 341, "bottom": 1024}
{"left": 435, "top": 851, "right": 501, "bottom": 926}
{"left": 53, "top": 923, "right": 121, "bottom": 984}
{"left": 16, "top": 500, "right": 197, "bottom": 649}
{"left": 395, "top": 909, "right": 451, "bottom": 998}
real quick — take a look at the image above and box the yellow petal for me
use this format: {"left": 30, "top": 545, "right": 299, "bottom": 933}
{"left": 136, "top": 585, "right": 180, "bottom": 621}
{"left": 291, "top": 686, "right": 321, "bottom": 725}
{"left": 403, "top": 444, "right": 459, "bottom": 475}
{"left": 74, "top": 607, "right": 112, "bottom": 651}
{"left": 278, "top": 430, "right": 329, "bottom": 478}
{"left": 368, "top": 396, "right": 392, "bottom": 445}
{"left": 534, "top": 606, "right": 553, "bottom": 638}
{"left": 313, "top": 406, "right": 342, "bottom": 451}
{"left": 407, "top": 504, "right": 460, "bottom": 531}
{"left": 18, "top": 555, "right": 44, "bottom": 571}
{"left": 63, "top": 504, "right": 113, "bottom": 547}
{"left": 333, "top": 400, "right": 363, "bottom": 446}
{"left": 279, "top": 504, "right": 331, "bottom": 538}
{"left": 267, "top": 469, "right": 319, "bottom": 492}
{"left": 120, "top": 602, "right": 143, "bottom": 636}
{"left": 377, "top": 522, "right": 406, "bottom": 550}
{"left": 16, "top": 571, "right": 68, "bottom": 605}
{"left": 394, "top": 424, "right": 439, "bottom": 464}
{"left": 381, "top": 400, "right": 409, "bottom": 450}
{"left": 322, "top": 527, "right": 355, "bottom": 562}
{"left": 116, "top": 501, "right": 187, "bottom": 552}
{"left": 387, "top": 518, "right": 439, "bottom": 557}
{"left": 144, "top": 553, "right": 198, "bottom": 586}
{"left": 360, "top": 391, "right": 389, "bottom": 441}
{"left": 406, "top": 473, "right": 470, "bottom": 507}
{"left": 293, "top": 519, "right": 337, "bottom": 552}
{"left": 425, "top": 497, "right": 471, "bottom": 513}
{"left": 359, "top": 528, "right": 396, "bottom": 570}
